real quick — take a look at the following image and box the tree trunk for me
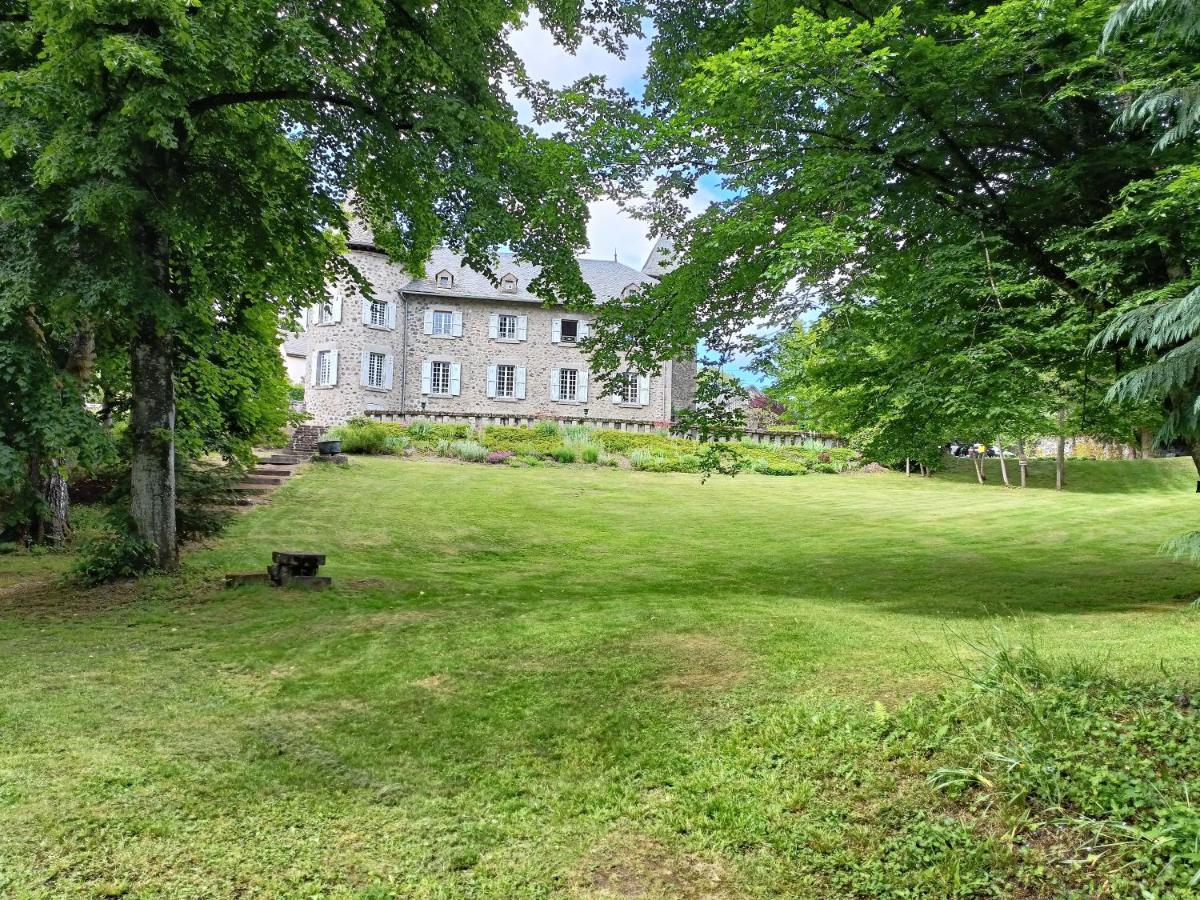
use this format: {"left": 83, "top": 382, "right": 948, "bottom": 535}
{"left": 1189, "top": 441, "right": 1200, "bottom": 481}
{"left": 1140, "top": 427, "right": 1154, "bottom": 459}
{"left": 974, "top": 455, "right": 985, "bottom": 484}
{"left": 42, "top": 463, "right": 70, "bottom": 545}
{"left": 1016, "top": 437, "right": 1028, "bottom": 488}
{"left": 1055, "top": 420, "right": 1066, "bottom": 491}
{"left": 130, "top": 314, "right": 177, "bottom": 569}
{"left": 905, "top": 456, "right": 911, "bottom": 476}
{"left": 996, "top": 436, "right": 1009, "bottom": 487}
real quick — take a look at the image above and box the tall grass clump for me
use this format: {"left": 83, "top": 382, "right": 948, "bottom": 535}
{"left": 407, "top": 418, "right": 434, "bottom": 438}
{"left": 534, "top": 420, "right": 559, "bottom": 437}
{"left": 551, "top": 445, "right": 577, "bottom": 463}
{"left": 452, "top": 440, "right": 489, "bottom": 462}
{"left": 629, "top": 448, "right": 656, "bottom": 470}
{"left": 559, "top": 423, "right": 594, "bottom": 444}
{"left": 901, "top": 639, "right": 1200, "bottom": 895}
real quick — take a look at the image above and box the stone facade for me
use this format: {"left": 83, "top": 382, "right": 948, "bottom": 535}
{"left": 293, "top": 241, "right": 695, "bottom": 427}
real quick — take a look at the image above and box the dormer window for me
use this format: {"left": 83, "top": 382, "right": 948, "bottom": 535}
{"left": 500, "top": 273, "right": 518, "bottom": 293}
{"left": 621, "top": 283, "right": 640, "bottom": 299}
{"left": 435, "top": 270, "right": 453, "bottom": 289}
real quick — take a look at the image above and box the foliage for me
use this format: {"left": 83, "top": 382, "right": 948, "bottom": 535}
{"left": 450, "top": 440, "right": 489, "bottom": 463}
{"left": 1104, "top": 0, "right": 1200, "bottom": 150}
{"left": 0, "top": 0, "right": 640, "bottom": 560}
{"left": 551, "top": 444, "right": 578, "bottom": 464}
{"left": 577, "top": 443, "right": 602, "bottom": 464}
{"left": 69, "top": 531, "right": 158, "bottom": 585}
{"left": 486, "top": 451, "right": 513, "bottom": 465}
{"left": 907, "top": 640, "right": 1200, "bottom": 895}
{"left": 570, "top": 0, "right": 1197, "bottom": 467}
{"left": 326, "top": 419, "right": 393, "bottom": 455}
{"left": 407, "top": 419, "right": 435, "bottom": 440}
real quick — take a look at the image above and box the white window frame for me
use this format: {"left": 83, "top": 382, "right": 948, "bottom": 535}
{"left": 559, "top": 319, "right": 580, "bottom": 344}
{"left": 365, "top": 351, "right": 386, "bottom": 388}
{"left": 312, "top": 346, "right": 338, "bottom": 387}
{"left": 495, "top": 364, "right": 516, "bottom": 398}
{"left": 500, "top": 274, "right": 518, "bottom": 293}
{"left": 618, "top": 373, "right": 640, "bottom": 405}
{"left": 367, "top": 299, "right": 387, "bottom": 328}
{"left": 430, "top": 360, "right": 451, "bottom": 395}
{"left": 498, "top": 314, "right": 518, "bottom": 340}
{"left": 431, "top": 309, "right": 454, "bottom": 336}
{"left": 559, "top": 368, "right": 578, "bottom": 401}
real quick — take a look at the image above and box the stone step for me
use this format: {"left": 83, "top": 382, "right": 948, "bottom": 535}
{"left": 261, "top": 456, "right": 305, "bottom": 466}
{"left": 242, "top": 475, "right": 285, "bottom": 486}
{"left": 251, "top": 466, "right": 297, "bottom": 477}
{"left": 231, "top": 483, "right": 271, "bottom": 494}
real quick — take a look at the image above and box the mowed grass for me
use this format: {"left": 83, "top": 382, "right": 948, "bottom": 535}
{"left": 2, "top": 456, "right": 1199, "bottom": 897}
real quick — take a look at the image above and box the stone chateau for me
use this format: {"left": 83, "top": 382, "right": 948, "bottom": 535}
{"left": 285, "top": 225, "right": 696, "bottom": 427}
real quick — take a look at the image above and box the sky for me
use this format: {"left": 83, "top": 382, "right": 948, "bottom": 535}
{"left": 507, "top": 16, "right": 771, "bottom": 386}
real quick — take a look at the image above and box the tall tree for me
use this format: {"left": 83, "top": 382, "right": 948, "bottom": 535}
{"left": 578, "top": 0, "right": 1199, "bottom": 468}
{"left": 1, "top": 0, "right": 638, "bottom": 567}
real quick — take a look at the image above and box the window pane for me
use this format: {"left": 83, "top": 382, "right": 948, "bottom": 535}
{"left": 368, "top": 352, "right": 385, "bottom": 387}
{"left": 370, "top": 301, "right": 387, "bottom": 327}
{"left": 559, "top": 368, "right": 577, "bottom": 401}
{"left": 560, "top": 319, "right": 578, "bottom": 342}
{"left": 432, "top": 310, "right": 453, "bottom": 335}
{"left": 431, "top": 361, "right": 450, "bottom": 394}
{"left": 498, "top": 315, "right": 517, "bottom": 339}
{"left": 497, "top": 364, "right": 515, "bottom": 397}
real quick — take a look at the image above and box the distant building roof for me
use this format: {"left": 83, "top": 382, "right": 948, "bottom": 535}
{"left": 401, "top": 246, "right": 655, "bottom": 304}
{"left": 641, "top": 235, "right": 677, "bottom": 278}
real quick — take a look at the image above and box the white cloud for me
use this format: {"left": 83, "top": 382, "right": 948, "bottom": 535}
{"left": 509, "top": 14, "right": 674, "bottom": 267}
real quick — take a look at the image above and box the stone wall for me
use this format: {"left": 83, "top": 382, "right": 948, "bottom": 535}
{"left": 301, "top": 248, "right": 691, "bottom": 426}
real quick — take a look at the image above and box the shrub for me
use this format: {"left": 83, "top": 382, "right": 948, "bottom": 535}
{"left": 452, "top": 440, "right": 489, "bottom": 462}
{"left": 551, "top": 445, "right": 577, "bottom": 463}
{"left": 332, "top": 420, "right": 392, "bottom": 454}
{"left": 534, "top": 420, "right": 559, "bottom": 437}
{"left": 407, "top": 418, "right": 434, "bottom": 438}
{"left": 384, "top": 434, "right": 410, "bottom": 453}
{"left": 435, "top": 439, "right": 452, "bottom": 457}
{"left": 481, "top": 426, "right": 559, "bottom": 455}
{"left": 578, "top": 442, "right": 602, "bottom": 464}
{"left": 71, "top": 532, "right": 157, "bottom": 585}
{"left": 559, "top": 423, "right": 594, "bottom": 443}
{"left": 629, "top": 448, "right": 654, "bottom": 469}
{"left": 676, "top": 453, "right": 702, "bottom": 472}
{"left": 749, "top": 457, "right": 806, "bottom": 476}
{"left": 486, "top": 451, "right": 513, "bottom": 465}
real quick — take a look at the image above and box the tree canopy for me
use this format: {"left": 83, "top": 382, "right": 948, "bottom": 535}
{"left": 579, "top": 0, "right": 1199, "bottom": 468}
{"left": 1, "top": 0, "right": 640, "bottom": 563}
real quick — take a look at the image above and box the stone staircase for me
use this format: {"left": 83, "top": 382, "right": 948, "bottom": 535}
{"left": 289, "top": 425, "right": 323, "bottom": 454}
{"left": 230, "top": 449, "right": 308, "bottom": 505}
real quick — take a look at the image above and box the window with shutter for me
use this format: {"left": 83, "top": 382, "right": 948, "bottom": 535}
{"left": 558, "top": 368, "right": 578, "bottom": 401}
{"left": 495, "top": 364, "right": 516, "bottom": 398}
{"left": 430, "top": 361, "right": 451, "bottom": 394}
{"left": 365, "top": 351, "right": 386, "bottom": 388}
{"left": 431, "top": 310, "right": 454, "bottom": 335}
{"left": 497, "top": 314, "right": 518, "bottom": 340}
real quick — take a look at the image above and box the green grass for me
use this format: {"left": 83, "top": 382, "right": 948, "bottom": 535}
{"left": 1, "top": 457, "right": 1199, "bottom": 896}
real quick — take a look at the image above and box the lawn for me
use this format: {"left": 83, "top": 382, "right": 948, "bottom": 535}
{"left": 2, "top": 456, "right": 1199, "bottom": 897}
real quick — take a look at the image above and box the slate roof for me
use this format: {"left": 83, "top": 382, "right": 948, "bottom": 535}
{"left": 400, "top": 247, "right": 655, "bottom": 305}
{"left": 640, "top": 235, "right": 677, "bottom": 278}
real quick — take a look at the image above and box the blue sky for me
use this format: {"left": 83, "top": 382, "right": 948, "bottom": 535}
{"left": 508, "top": 16, "right": 769, "bottom": 387}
